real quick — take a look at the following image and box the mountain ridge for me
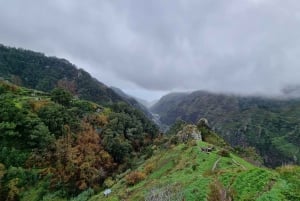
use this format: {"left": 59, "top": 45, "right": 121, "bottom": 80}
{"left": 0, "top": 44, "right": 162, "bottom": 127}
{"left": 151, "top": 90, "right": 300, "bottom": 167}
{"left": 0, "top": 44, "right": 127, "bottom": 106}
{"left": 111, "top": 87, "right": 154, "bottom": 120}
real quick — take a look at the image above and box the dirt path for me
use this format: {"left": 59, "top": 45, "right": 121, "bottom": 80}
{"left": 212, "top": 157, "right": 221, "bottom": 171}
{"left": 232, "top": 159, "right": 246, "bottom": 170}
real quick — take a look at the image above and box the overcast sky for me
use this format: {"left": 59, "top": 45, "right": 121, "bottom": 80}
{"left": 1, "top": 0, "right": 300, "bottom": 101}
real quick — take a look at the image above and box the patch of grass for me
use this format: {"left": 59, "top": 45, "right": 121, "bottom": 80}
{"left": 184, "top": 176, "right": 211, "bottom": 201}
{"left": 231, "top": 169, "right": 275, "bottom": 200}
{"left": 276, "top": 165, "right": 300, "bottom": 201}
{"left": 256, "top": 179, "right": 286, "bottom": 201}
{"left": 20, "top": 181, "right": 67, "bottom": 201}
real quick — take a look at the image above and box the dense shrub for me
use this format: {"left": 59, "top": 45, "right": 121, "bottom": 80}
{"left": 144, "top": 163, "right": 155, "bottom": 175}
{"left": 187, "top": 140, "right": 197, "bottom": 146}
{"left": 217, "top": 149, "right": 230, "bottom": 157}
{"left": 208, "top": 179, "right": 234, "bottom": 201}
{"left": 125, "top": 171, "right": 146, "bottom": 185}
{"left": 103, "top": 177, "right": 114, "bottom": 188}
{"left": 70, "top": 188, "right": 94, "bottom": 201}
{"left": 169, "top": 135, "right": 180, "bottom": 145}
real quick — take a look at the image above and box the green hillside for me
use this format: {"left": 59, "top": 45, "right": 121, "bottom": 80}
{"left": 88, "top": 135, "right": 300, "bottom": 201}
{"left": 151, "top": 91, "right": 300, "bottom": 167}
{"left": 0, "top": 44, "right": 161, "bottom": 133}
{"left": 0, "top": 44, "right": 123, "bottom": 105}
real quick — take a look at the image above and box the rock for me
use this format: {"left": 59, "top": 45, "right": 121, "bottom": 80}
{"left": 104, "top": 189, "right": 112, "bottom": 197}
{"left": 177, "top": 124, "right": 202, "bottom": 142}
{"left": 197, "top": 118, "right": 209, "bottom": 128}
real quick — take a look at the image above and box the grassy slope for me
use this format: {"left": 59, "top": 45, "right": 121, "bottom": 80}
{"left": 89, "top": 141, "right": 299, "bottom": 201}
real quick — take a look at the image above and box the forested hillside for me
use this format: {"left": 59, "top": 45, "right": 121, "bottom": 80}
{"left": 111, "top": 87, "right": 154, "bottom": 120}
{"left": 151, "top": 91, "right": 300, "bottom": 167}
{"left": 0, "top": 81, "right": 158, "bottom": 200}
{"left": 0, "top": 44, "right": 146, "bottom": 111}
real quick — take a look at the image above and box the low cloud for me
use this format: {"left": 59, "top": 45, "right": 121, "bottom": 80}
{"left": 1, "top": 0, "right": 300, "bottom": 100}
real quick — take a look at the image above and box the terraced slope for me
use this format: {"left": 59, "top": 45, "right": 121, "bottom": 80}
{"left": 89, "top": 141, "right": 300, "bottom": 201}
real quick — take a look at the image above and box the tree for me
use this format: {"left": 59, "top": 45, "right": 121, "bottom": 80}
{"left": 102, "top": 133, "right": 132, "bottom": 163}
{"left": 0, "top": 163, "right": 5, "bottom": 196}
{"left": 72, "top": 123, "right": 114, "bottom": 190}
{"left": 38, "top": 103, "right": 78, "bottom": 138}
{"left": 57, "top": 79, "right": 77, "bottom": 95}
{"left": 0, "top": 96, "right": 53, "bottom": 150}
{"left": 47, "top": 122, "right": 114, "bottom": 193}
{"left": 50, "top": 88, "right": 72, "bottom": 106}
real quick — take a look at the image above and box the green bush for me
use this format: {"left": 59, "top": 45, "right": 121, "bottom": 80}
{"left": 218, "top": 149, "right": 230, "bottom": 157}
{"left": 0, "top": 147, "right": 29, "bottom": 167}
{"left": 71, "top": 188, "right": 94, "bottom": 201}
{"left": 104, "top": 177, "right": 115, "bottom": 188}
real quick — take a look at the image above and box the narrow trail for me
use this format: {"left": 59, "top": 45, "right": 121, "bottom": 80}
{"left": 232, "top": 159, "right": 247, "bottom": 170}
{"left": 212, "top": 157, "right": 221, "bottom": 171}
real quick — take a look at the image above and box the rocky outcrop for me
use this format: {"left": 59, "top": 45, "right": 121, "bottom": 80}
{"left": 197, "top": 118, "right": 209, "bottom": 128}
{"left": 177, "top": 124, "right": 202, "bottom": 142}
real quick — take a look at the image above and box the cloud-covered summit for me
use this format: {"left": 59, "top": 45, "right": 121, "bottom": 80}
{"left": 1, "top": 0, "right": 300, "bottom": 100}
